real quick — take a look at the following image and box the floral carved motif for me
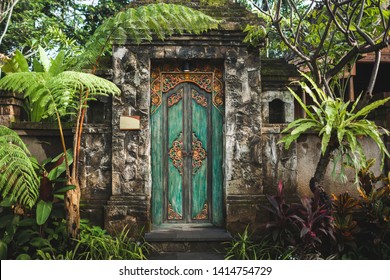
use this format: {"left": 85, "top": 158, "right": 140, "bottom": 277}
{"left": 192, "top": 89, "right": 207, "bottom": 108}
{"left": 168, "top": 88, "right": 183, "bottom": 107}
{"left": 193, "top": 202, "right": 208, "bottom": 220}
{"left": 191, "top": 133, "right": 207, "bottom": 175}
{"left": 168, "top": 132, "right": 207, "bottom": 175}
{"left": 169, "top": 132, "right": 184, "bottom": 175}
{"left": 168, "top": 202, "right": 182, "bottom": 220}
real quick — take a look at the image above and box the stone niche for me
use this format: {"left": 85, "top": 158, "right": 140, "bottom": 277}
{"left": 261, "top": 90, "right": 294, "bottom": 124}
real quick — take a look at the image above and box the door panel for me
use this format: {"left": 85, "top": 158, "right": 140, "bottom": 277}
{"left": 191, "top": 88, "right": 210, "bottom": 220}
{"left": 166, "top": 87, "right": 184, "bottom": 220}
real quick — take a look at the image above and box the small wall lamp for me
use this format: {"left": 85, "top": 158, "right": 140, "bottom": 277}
{"left": 183, "top": 61, "right": 191, "bottom": 72}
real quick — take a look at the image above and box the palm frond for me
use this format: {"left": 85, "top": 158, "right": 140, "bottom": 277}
{"left": 0, "top": 126, "right": 39, "bottom": 208}
{"left": 69, "top": 3, "right": 219, "bottom": 70}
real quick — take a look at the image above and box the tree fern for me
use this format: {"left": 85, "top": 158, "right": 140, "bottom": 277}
{"left": 0, "top": 63, "right": 121, "bottom": 122}
{"left": 69, "top": 3, "right": 220, "bottom": 70}
{"left": 0, "top": 125, "right": 39, "bottom": 208}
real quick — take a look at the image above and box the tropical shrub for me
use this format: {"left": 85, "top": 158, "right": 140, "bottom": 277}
{"left": 262, "top": 181, "right": 301, "bottom": 247}
{"left": 224, "top": 226, "right": 296, "bottom": 260}
{"left": 333, "top": 161, "right": 390, "bottom": 259}
{"left": 0, "top": 204, "right": 69, "bottom": 260}
{"left": 0, "top": 145, "right": 73, "bottom": 260}
{"left": 263, "top": 181, "right": 335, "bottom": 259}
{"left": 279, "top": 73, "right": 390, "bottom": 192}
{"left": 37, "top": 222, "right": 150, "bottom": 260}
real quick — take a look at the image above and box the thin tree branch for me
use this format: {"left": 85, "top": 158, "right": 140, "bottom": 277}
{"left": 311, "top": 58, "right": 322, "bottom": 87}
{"left": 272, "top": 0, "right": 311, "bottom": 63}
{"left": 356, "top": 25, "right": 375, "bottom": 46}
{"left": 0, "top": 0, "right": 19, "bottom": 46}
{"left": 248, "top": 0, "right": 272, "bottom": 17}
{"left": 326, "top": 39, "right": 389, "bottom": 81}
{"left": 356, "top": 0, "right": 365, "bottom": 27}
{"left": 335, "top": 0, "right": 355, "bottom": 7}
{"left": 366, "top": 50, "right": 381, "bottom": 98}
{"left": 313, "top": 13, "right": 333, "bottom": 58}
{"left": 325, "top": 0, "right": 348, "bottom": 34}
{"left": 289, "top": 0, "right": 315, "bottom": 45}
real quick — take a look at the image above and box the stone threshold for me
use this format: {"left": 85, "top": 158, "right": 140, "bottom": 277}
{"left": 145, "top": 225, "right": 232, "bottom": 242}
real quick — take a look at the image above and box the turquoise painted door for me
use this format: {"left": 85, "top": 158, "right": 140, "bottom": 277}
{"left": 151, "top": 79, "right": 223, "bottom": 225}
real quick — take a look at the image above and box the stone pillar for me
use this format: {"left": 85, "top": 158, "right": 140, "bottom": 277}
{"left": 0, "top": 92, "right": 23, "bottom": 126}
{"left": 105, "top": 46, "right": 152, "bottom": 235}
{"left": 224, "top": 48, "right": 265, "bottom": 234}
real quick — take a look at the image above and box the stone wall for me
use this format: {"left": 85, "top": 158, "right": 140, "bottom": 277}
{"left": 0, "top": 92, "right": 23, "bottom": 126}
{"left": 297, "top": 134, "right": 383, "bottom": 198}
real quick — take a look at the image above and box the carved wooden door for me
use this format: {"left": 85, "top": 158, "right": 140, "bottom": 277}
{"left": 165, "top": 83, "right": 213, "bottom": 222}
{"left": 151, "top": 67, "right": 224, "bottom": 226}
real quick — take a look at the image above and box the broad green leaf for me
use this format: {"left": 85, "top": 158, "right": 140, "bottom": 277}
{"left": 279, "top": 133, "right": 301, "bottom": 150}
{"left": 290, "top": 121, "right": 318, "bottom": 135}
{"left": 38, "top": 46, "right": 51, "bottom": 73}
{"left": 53, "top": 185, "right": 76, "bottom": 194}
{"left": 321, "top": 129, "right": 331, "bottom": 155}
{"left": 348, "top": 97, "right": 390, "bottom": 121}
{"left": 16, "top": 254, "right": 31, "bottom": 260}
{"left": 53, "top": 194, "right": 65, "bottom": 200}
{"left": 29, "top": 237, "right": 51, "bottom": 248}
{"left": 0, "top": 241, "right": 7, "bottom": 260}
{"left": 36, "top": 200, "right": 53, "bottom": 226}
{"left": 32, "top": 58, "right": 44, "bottom": 73}
{"left": 287, "top": 86, "right": 315, "bottom": 120}
{"left": 1, "top": 50, "right": 29, "bottom": 73}
{"left": 49, "top": 51, "right": 65, "bottom": 76}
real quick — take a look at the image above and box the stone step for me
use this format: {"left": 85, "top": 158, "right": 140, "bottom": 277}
{"left": 145, "top": 226, "right": 232, "bottom": 258}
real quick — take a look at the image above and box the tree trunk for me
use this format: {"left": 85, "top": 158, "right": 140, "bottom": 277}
{"left": 65, "top": 177, "right": 80, "bottom": 239}
{"left": 310, "top": 139, "right": 338, "bottom": 193}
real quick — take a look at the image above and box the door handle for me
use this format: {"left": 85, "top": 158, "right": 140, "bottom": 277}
{"left": 182, "top": 150, "right": 193, "bottom": 157}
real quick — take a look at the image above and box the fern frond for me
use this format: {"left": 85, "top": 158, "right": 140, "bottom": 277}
{"left": 69, "top": 3, "right": 219, "bottom": 70}
{"left": 0, "top": 126, "right": 39, "bottom": 208}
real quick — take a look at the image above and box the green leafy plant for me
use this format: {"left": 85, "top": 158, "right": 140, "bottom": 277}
{"left": 69, "top": 3, "right": 220, "bottom": 70}
{"left": 279, "top": 72, "right": 390, "bottom": 191}
{"left": 35, "top": 149, "right": 74, "bottom": 226}
{"left": 0, "top": 207, "right": 54, "bottom": 260}
{"left": 224, "top": 224, "right": 298, "bottom": 260}
{"left": 0, "top": 47, "right": 121, "bottom": 238}
{"left": 37, "top": 222, "right": 149, "bottom": 260}
{"left": 0, "top": 125, "right": 39, "bottom": 208}
{"left": 225, "top": 226, "right": 259, "bottom": 260}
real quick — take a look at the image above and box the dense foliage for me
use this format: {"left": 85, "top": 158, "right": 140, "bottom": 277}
{"left": 225, "top": 168, "right": 390, "bottom": 259}
{"left": 243, "top": 0, "right": 390, "bottom": 96}
{"left": 0, "top": 0, "right": 132, "bottom": 56}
